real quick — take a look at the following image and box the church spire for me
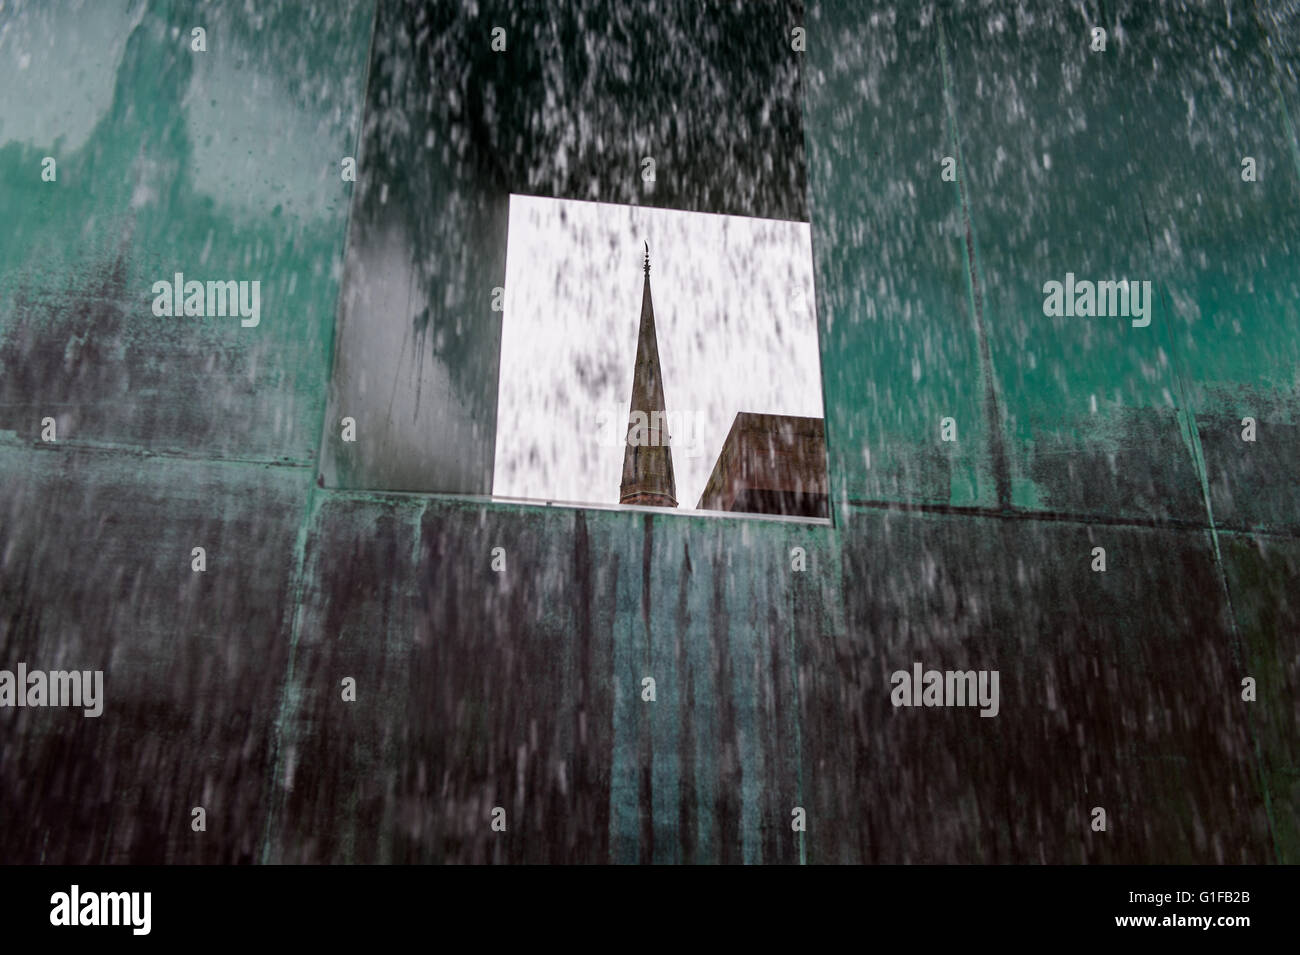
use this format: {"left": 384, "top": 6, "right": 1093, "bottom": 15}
{"left": 620, "top": 242, "right": 678, "bottom": 508}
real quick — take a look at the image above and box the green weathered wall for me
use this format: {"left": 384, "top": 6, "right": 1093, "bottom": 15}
{"left": 0, "top": 0, "right": 373, "bottom": 862}
{"left": 805, "top": 0, "right": 1298, "bottom": 862}
{"left": 1, "top": 0, "right": 1296, "bottom": 864}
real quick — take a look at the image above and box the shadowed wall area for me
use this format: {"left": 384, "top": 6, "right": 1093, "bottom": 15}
{"left": 0, "top": 0, "right": 1297, "bottom": 864}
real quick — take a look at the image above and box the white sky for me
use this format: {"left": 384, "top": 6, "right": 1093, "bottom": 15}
{"left": 493, "top": 195, "right": 823, "bottom": 511}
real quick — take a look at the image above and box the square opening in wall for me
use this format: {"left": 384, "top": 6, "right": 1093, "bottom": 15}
{"left": 494, "top": 195, "right": 828, "bottom": 521}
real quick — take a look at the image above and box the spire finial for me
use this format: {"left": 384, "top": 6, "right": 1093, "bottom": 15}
{"left": 643, "top": 241, "right": 650, "bottom": 275}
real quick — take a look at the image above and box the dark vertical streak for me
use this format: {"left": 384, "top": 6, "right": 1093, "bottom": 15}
{"left": 637, "top": 513, "right": 655, "bottom": 863}
{"left": 599, "top": 548, "right": 619, "bottom": 861}
{"left": 572, "top": 511, "right": 596, "bottom": 863}
{"left": 712, "top": 542, "right": 740, "bottom": 862}
{"left": 677, "top": 540, "right": 697, "bottom": 864}
{"left": 765, "top": 599, "right": 784, "bottom": 864}
{"left": 938, "top": 15, "right": 1012, "bottom": 510}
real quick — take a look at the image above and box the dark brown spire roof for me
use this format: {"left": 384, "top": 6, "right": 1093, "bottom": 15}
{"left": 619, "top": 247, "right": 678, "bottom": 507}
